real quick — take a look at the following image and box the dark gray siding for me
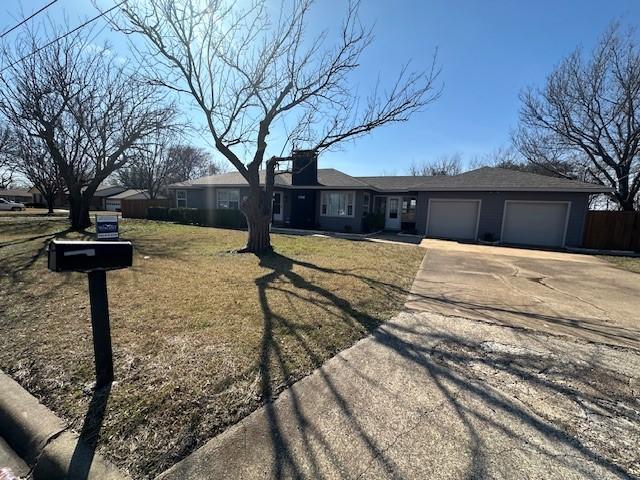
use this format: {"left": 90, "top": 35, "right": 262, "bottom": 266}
{"left": 416, "top": 191, "right": 590, "bottom": 246}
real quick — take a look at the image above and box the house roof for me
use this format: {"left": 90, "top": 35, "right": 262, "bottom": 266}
{"left": 93, "top": 185, "right": 128, "bottom": 197}
{"left": 358, "top": 168, "right": 611, "bottom": 192}
{"left": 169, "top": 166, "right": 611, "bottom": 193}
{"left": 0, "top": 188, "right": 32, "bottom": 197}
{"left": 107, "top": 189, "right": 166, "bottom": 200}
{"left": 171, "top": 168, "right": 370, "bottom": 189}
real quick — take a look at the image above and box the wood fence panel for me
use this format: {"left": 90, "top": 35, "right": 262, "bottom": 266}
{"left": 121, "top": 199, "right": 170, "bottom": 219}
{"left": 583, "top": 211, "right": 640, "bottom": 251}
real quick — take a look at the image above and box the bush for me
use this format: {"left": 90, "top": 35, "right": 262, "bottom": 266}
{"left": 149, "top": 206, "right": 247, "bottom": 229}
{"left": 182, "top": 208, "right": 201, "bottom": 225}
{"left": 147, "top": 207, "right": 170, "bottom": 221}
{"left": 167, "top": 208, "right": 182, "bottom": 222}
{"left": 215, "top": 209, "right": 247, "bottom": 228}
{"left": 362, "top": 212, "right": 385, "bottom": 233}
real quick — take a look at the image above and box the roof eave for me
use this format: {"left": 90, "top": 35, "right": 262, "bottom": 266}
{"left": 168, "top": 183, "right": 611, "bottom": 194}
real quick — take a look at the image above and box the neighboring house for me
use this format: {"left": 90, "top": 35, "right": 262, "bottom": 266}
{"left": 167, "top": 150, "right": 611, "bottom": 248}
{"left": 28, "top": 185, "right": 128, "bottom": 209}
{"left": 104, "top": 189, "right": 167, "bottom": 212}
{"left": 0, "top": 188, "right": 33, "bottom": 203}
{"left": 90, "top": 186, "right": 128, "bottom": 210}
{"left": 29, "top": 187, "right": 68, "bottom": 208}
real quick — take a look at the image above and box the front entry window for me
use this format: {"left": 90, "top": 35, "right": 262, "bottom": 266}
{"left": 388, "top": 198, "right": 399, "bottom": 219}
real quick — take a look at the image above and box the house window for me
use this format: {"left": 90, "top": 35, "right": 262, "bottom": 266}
{"left": 402, "top": 198, "right": 417, "bottom": 214}
{"left": 176, "top": 190, "right": 187, "bottom": 208}
{"left": 321, "top": 191, "right": 355, "bottom": 217}
{"left": 362, "top": 193, "right": 370, "bottom": 216}
{"left": 217, "top": 189, "right": 240, "bottom": 209}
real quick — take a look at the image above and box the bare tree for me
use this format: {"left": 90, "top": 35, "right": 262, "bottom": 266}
{"left": 117, "top": 142, "right": 226, "bottom": 197}
{"left": 515, "top": 23, "right": 640, "bottom": 211}
{"left": 0, "top": 24, "right": 176, "bottom": 229}
{"left": 409, "top": 153, "right": 463, "bottom": 176}
{"left": 470, "top": 146, "right": 584, "bottom": 179}
{"left": 0, "top": 125, "right": 15, "bottom": 188}
{"left": 167, "top": 144, "right": 225, "bottom": 180}
{"left": 11, "top": 133, "right": 64, "bottom": 213}
{"left": 115, "top": 0, "right": 440, "bottom": 252}
{"left": 116, "top": 133, "right": 176, "bottom": 199}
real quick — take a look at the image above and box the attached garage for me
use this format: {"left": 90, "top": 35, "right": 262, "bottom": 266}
{"left": 501, "top": 201, "right": 570, "bottom": 248}
{"left": 105, "top": 199, "right": 122, "bottom": 211}
{"left": 426, "top": 199, "right": 480, "bottom": 241}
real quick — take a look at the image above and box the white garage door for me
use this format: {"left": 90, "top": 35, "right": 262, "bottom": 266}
{"left": 502, "top": 201, "right": 569, "bottom": 247}
{"left": 105, "top": 199, "right": 121, "bottom": 212}
{"left": 426, "top": 199, "right": 480, "bottom": 240}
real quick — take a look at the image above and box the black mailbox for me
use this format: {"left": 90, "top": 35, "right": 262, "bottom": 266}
{"left": 47, "top": 239, "right": 134, "bottom": 388}
{"left": 48, "top": 240, "right": 133, "bottom": 273}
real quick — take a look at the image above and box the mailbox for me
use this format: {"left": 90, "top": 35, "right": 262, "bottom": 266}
{"left": 47, "top": 239, "right": 134, "bottom": 388}
{"left": 48, "top": 240, "right": 133, "bottom": 273}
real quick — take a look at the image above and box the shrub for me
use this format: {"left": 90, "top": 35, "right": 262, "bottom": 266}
{"left": 215, "top": 208, "right": 247, "bottom": 228}
{"left": 148, "top": 206, "right": 247, "bottom": 229}
{"left": 167, "top": 208, "right": 182, "bottom": 222}
{"left": 181, "top": 208, "right": 200, "bottom": 225}
{"left": 362, "top": 212, "right": 385, "bottom": 233}
{"left": 147, "top": 207, "right": 170, "bottom": 221}
{"left": 343, "top": 224, "right": 353, "bottom": 233}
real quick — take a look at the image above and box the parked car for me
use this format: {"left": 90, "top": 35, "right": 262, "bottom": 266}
{"left": 0, "top": 198, "right": 26, "bottom": 211}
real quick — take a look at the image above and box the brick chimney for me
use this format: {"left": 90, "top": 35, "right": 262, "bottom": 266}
{"left": 291, "top": 150, "right": 318, "bottom": 186}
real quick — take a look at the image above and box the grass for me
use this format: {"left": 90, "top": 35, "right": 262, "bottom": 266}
{"left": 600, "top": 255, "right": 640, "bottom": 274}
{"left": 0, "top": 218, "right": 424, "bottom": 478}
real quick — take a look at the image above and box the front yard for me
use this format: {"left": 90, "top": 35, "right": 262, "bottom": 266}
{"left": 0, "top": 218, "right": 424, "bottom": 478}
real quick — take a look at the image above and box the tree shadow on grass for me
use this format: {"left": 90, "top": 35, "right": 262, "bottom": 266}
{"left": 252, "top": 251, "right": 636, "bottom": 479}
{"left": 0, "top": 226, "right": 92, "bottom": 281}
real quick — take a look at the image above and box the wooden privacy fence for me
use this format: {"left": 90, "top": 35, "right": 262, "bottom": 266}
{"left": 121, "top": 198, "right": 170, "bottom": 219}
{"left": 583, "top": 211, "right": 640, "bottom": 251}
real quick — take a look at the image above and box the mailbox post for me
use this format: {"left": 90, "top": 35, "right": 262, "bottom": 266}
{"left": 87, "top": 270, "right": 114, "bottom": 387}
{"left": 48, "top": 240, "right": 133, "bottom": 388}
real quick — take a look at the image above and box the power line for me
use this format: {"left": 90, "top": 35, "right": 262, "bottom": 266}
{"left": 0, "top": 0, "right": 60, "bottom": 39}
{"left": 0, "top": 0, "right": 126, "bottom": 74}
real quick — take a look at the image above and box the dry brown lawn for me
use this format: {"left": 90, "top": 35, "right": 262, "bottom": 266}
{"left": 600, "top": 255, "right": 640, "bottom": 274}
{"left": 0, "top": 218, "right": 424, "bottom": 478}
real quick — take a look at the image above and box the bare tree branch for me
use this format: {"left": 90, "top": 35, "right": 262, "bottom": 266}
{"left": 515, "top": 22, "right": 640, "bottom": 211}
{"left": 113, "top": 0, "right": 440, "bottom": 251}
{"left": 0, "top": 21, "right": 177, "bottom": 228}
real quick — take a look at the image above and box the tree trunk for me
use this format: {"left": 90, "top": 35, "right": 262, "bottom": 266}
{"left": 69, "top": 193, "right": 91, "bottom": 230}
{"left": 241, "top": 189, "right": 272, "bottom": 254}
{"left": 619, "top": 198, "right": 636, "bottom": 211}
{"left": 45, "top": 193, "right": 54, "bottom": 214}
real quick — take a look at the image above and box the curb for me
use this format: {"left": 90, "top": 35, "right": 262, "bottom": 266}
{"left": 0, "top": 370, "right": 128, "bottom": 479}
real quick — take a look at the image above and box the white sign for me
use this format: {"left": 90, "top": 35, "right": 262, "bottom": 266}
{"left": 96, "top": 215, "right": 119, "bottom": 240}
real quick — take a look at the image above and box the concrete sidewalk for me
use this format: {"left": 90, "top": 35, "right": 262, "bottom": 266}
{"left": 158, "top": 244, "right": 640, "bottom": 479}
{"left": 158, "top": 311, "right": 639, "bottom": 479}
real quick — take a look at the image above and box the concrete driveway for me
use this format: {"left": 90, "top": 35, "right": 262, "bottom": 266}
{"left": 410, "top": 240, "right": 640, "bottom": 349}
{"left": 159, "top": 242, "right": 640, "bottom": 480}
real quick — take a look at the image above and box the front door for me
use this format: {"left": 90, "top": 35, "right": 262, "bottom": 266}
{"left": 272, "top": 192, "right": 283, "bottom": 222}
{"left": 385, "top": 196, "right": 401, "bottom": 230}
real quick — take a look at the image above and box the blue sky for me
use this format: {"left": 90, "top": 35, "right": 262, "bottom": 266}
{"left": 2, "top": 0, "right": 640, "bottom": 175}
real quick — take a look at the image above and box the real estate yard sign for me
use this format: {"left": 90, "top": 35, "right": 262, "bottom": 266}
{"left": 96, "top": 215, "right": 119, "bottom": 240}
